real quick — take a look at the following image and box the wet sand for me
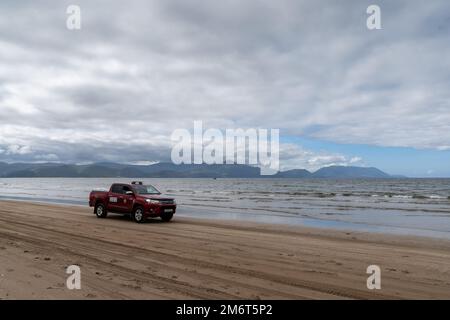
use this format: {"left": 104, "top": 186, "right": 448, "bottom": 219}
{"left": 0, "top": 200, "right": 450, "bottom": 299}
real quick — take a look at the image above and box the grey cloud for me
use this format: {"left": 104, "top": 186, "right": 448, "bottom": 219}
{"left": 0, "top": 0, "right": 449, "bottom": 167}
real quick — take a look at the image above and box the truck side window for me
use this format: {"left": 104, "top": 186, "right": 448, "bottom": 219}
{"left": 123, "top": 186, "right": 132, "bottom": 194}
{"left": 111, "top": 184, "right": 123, "bottom": 194}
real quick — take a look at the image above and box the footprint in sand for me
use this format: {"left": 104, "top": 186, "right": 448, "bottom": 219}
{"left": 387, "top": 268, "right": 397, "bottom": 272}
{"left": 121, "top": 283, "right": 142, "bottom": 290}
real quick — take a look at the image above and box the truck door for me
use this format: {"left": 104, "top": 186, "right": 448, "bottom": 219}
{"left": 120, "top": 186, "right": 135, "bottom": 213}
{"left": 108, "top": 184, "right": 125, "bottom": 212}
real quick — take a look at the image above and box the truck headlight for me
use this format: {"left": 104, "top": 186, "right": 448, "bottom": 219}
{"left": 146, "top": 199, "right": 160, "bottom": 204}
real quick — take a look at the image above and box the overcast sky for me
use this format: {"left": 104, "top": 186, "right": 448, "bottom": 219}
{"left": 0, "top": 0, "right": 449, "bottom": 176}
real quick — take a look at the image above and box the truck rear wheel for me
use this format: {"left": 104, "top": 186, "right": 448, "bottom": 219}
{"left": 133, "top": 206, "right": 145, "bottom": 223}
{"left": 160, "top": 212, "right": 173, "bottom": 222}
{"left": 95, "top": 203, "right": 107, "bottom": 218}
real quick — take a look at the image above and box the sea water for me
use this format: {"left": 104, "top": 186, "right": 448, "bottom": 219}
{"left": 1, "top": 178, "right": 449, "bottom": 239}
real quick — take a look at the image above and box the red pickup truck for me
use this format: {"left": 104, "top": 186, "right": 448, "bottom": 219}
{"left": 89, "top": 182, "right": 176, "bottom": 223}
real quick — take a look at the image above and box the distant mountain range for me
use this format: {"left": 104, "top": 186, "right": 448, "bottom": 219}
{"left": 0, "top": 162, "right": 403, "bottom": 179}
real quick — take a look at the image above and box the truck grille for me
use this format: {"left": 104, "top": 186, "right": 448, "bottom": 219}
{"left": 160, "top": 200, "right": 175, "bottom": 205}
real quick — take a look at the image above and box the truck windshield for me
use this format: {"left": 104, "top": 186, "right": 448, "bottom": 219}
{"left": 133, "top": 185, "right": 161, "bottom": 195}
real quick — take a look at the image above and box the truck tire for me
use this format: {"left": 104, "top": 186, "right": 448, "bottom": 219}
{"left": 160, "top": 212, "right": 173, "bottom": 222}
{"left": 133, "top": 206, "right": 145, "bottom": 223}
{"left": 95, "top": 203, "right": 107, "bottom": 218}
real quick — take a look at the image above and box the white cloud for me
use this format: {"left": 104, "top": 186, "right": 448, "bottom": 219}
{"left": 278, "top": 143, "right": 363, "bottom": 171}
{"left": 6, "top": 145, "right": 32, "bottom": 155}
{"left": 350, "top": 156, "right": 363, "bottom": 164}
{"left": 125, "top": 161, "right": 160, "bottom": 166}
{"left": 34, "top": 153, "right": 60, "bottom": 161}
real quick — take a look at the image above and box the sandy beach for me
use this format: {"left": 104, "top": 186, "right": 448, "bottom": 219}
{"left": 0, "top": 200, "right": 450, "bottom": 299}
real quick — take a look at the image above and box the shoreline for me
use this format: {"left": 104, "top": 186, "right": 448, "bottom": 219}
{"left": 1, "top": 199, "right": 450, "bottom": 299}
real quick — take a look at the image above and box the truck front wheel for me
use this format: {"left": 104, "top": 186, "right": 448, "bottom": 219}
{"left": 95, "top": 203, "right": 107, "bottom": 218}
{"left": 133, "top": 206, "right": 145, "bottom": 223}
